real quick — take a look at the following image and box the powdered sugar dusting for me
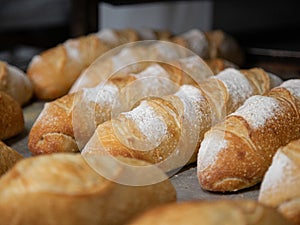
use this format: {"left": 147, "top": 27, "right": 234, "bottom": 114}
{"left": 198, "top": 131, "right": 227, "bottom": 171}
{"left": 152, "top": 42, "right": 183, "bottom": 60}
{"left": 216, "top": 68, "right": 253, "bottom": 110}
{"left": 260, "top": 149, "right": 293, "bottom": 192}
{"left": 178, "top": 55, "right": 200, "bottom": 68}
{"left": 123, "top": 101, "right": 167, "bottom": 145}
{"left": 83, "top": 82, "right": 119, "bottom": 106}
{"left": 132, "top": 64, "right": 169, "bottom": 79}
{"left": 112, "top": 47, "right": 141, "bottom": 73}
{"left": 232, "top": 95, "right": 280, "bottom": 129}
{"left": 130, "top": 64, "right": 177, "bottom": 97}
{"left": 280, "top": 79, "right": 300, "bottom": 99}
{"left": 178, "top": 56, "right": 212, "bottom": 81}
{"left": 137, "top": 29, "right": 156, "bottom": 40}
{"left": 64, "top": 40, "right": 80, "bottom": 61}
{"left": 96, "top": 29, "right": 119, "bottom": 45}
{"left": 175, "top": 85, "right": 204, "bottom": 123}
{"left": 180, "top": 29, "right": 209, "bottom": 57}
{"left": 31, "top": 55, "right": 42, "bottom": 65}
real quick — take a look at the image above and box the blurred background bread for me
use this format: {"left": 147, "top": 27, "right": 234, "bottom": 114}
{"left": 0, "top": 91, "right": 24, "bottom": 140}
{"left": 259, "top": 138, "right": 300, "bottom": 225}
{"left": 0, "top": 153, "right": 176, "bottom": 225}
{"left": 0, "top": 141, "right": 23, "bottom": 176}
{"left": 127, "top": 200, "right": 292, "bottom": 225}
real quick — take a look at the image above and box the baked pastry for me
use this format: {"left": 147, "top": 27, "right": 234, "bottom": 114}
{"left": 27, "top": 29, "right": 139, "bottom": 100}
{"left": 259, "top": 138, "right": 300, "bottom": 225}
{"left": 0, "top": 61, "right": 33, "bottom": 105}
{"left": 127, "top": 200, "right": 292, "bottom": 225}
{"left": 69, "top": 41, "right": 193, "bottom": 93}
{"left": 0, "top": 91, "right": 24, "bottom": 140}
{"left": 27, "top": 28, "right": 244, "bottom": 100}
{"left": 70, "top": 51, "right": 238, "bottom": 94}
{"left": 28, "top": 56, "right": 213, "bottom": 155}
{"left": 0, "top": 141, "right": 23, "bottom": 176}
{"left": 0, "top": 153, "right": 176, "bottom": 225}
{"left": 197, "top": 79, "right": 300, "bottom": 192}
{"left": 70, "top": 29, "right": 244, "bottom": 93}
{"left": 204, "top": 58, "right": 238, "bottom": 74}
{"left": 172, "top": 29, "right": 244, "bottom": 66}
{"left": 82, "top": 68, "right": 274, "bottom": 172}
{"left": 137, "top": 28, "right": 172, "bottom": 40}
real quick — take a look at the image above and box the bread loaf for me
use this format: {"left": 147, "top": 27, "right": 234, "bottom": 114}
{"left": 0, "top": 91, "right": 24, "bottom": 140}
{"left": 28, "top": 57, "right": 213, "bottom": 155}
{"left": 197, "top": 79, "right": 300, "bottom": 192}
{"left": 82, "top": 68, "right": 275, "bottom": 171}
{"left": 172, "top": 29, "right": 244, "bottom": 66}
{"left": 0, "top": 61, "right": 33, "bottom": 105}
{"left": 0, "top": 141, "right": 23, "bottom": 176}
{"left": 70, "top": 49, "right": 238, "bottom": 94}
{"left": 27, "top": 28, "right": 243, "bottom": 100}
{"left": 69, "top": 41, "right": 192, "bottom": 93}
{"left": 27, "top": 29, "right": 139, "bottom": 100}
{"left": 70, "top": 29, "right": 244, "bottom": 93}
{"left": 137, "top": 28, "right": 172, "bottom": 40}
{"left": 259, "top": 138, "right": 300, "bottom": 225}
{"left": 127, "top": 200, "right": 292, "bottom": 225}
{"left": 0, "top": 153, "right": 176, "bottom": 225}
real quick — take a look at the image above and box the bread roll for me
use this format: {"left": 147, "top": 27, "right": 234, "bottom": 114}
{"left": 0, "top": 61, "right": 33, "bottom": 105}
{"left": 28, "top": 56, "right": 213, "bottom": 155}
{"left": 82, "top": 68, "right": 274, "bottom": 172}
{"left": 136, "top": 28, "right": 172, "bottom": 40}
{"left": 197, "top": 79, "right": 300, "bottom": 192}
{"left": 204, "top": 58, "right": 238, "bottom": 74}
{"left": 0, "top": 153, "right": 176, "bottom": 225}
{"left": 0, "top": 91, "right": 24, "bottom": 140}
{"left": 69, "top": 41, "right": 192, "bottom": 93}
{"left": 0, "top": 141, "right": 23, "bottom": 176}
{"left": 259, "top": 138, "right": 300, "bottom": 225}
{"left": 27, "top": 29, "right": 139, "bottom": 100}
{"left": 127, "top": 200, "right": 292, "bottom": 225}
{"left": 172, "top": 29, "right": 245, "bottom": 66}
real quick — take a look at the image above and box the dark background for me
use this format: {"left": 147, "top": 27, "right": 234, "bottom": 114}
{"left": 0, "top": 0, "right": 299, "bottom": 78}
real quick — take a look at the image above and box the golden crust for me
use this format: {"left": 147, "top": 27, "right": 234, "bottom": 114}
{"left": 128, "top": 200, "right": 292, "bottom": 225}
{"left": 28, "top": 93, "right": 77, "bottom": 155}
{"left": 83, "top": 68, "right": 272, "bottom": 172}
{"left": 0, "top": 153, "right": 176, "bottom": 225}
{"left": 27, "top": 29, "right": 141, "bottom": 100}
{"left": 27, "top": 37, "right": 111, "bottom": 100}
{"left": 28, "top": 60, "right": 209, "bottom": 156}
{"left": 0, "top": 141, "right": 23, "bottom": 176}
{"left": 0, "top": 61, "right": 33, "bottom": 105}
{"left": 204, "top": 58, "right": 238, "bottom": 74}
{"left": 259, "top": 138, "right": 300, "bottom": 225}
{"left": 198, "top": 80, "right": 300, "bottom": 192}
{"left": 205, "top": 30, "right": 245, "bottom": 66}
{"left": 0, "top": 91, "right": 24, "bottom": 140}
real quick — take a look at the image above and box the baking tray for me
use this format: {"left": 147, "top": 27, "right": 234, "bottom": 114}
{"left": 6, "top": 100, "right": 259, "bottom": 202}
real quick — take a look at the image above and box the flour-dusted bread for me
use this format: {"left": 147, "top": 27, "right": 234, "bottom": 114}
{"left": 28, "top": 56, "right": 213, "bottom": 155}
{"left": 0, "top": 61, "right": 33, "bottom": 105}
{"left": 27, "top": 29, "right": 139, "bottom": 100}
{"left": 259, "top": 138, "right": 300, "bottom": 225}
{"left": 172, "top": 29, "right": 245, "bottom": 66}
{"left": 82, "top": 68, "right": 274, "bottom": 172}
{"left": 0, "top": 141, "right": 23, "bottom": 176}
{"left": 0, "top": 91, "right": 24, "bottom": 140}
{"left": 127, "top": 200, "right": 292, "bottom": 225}
{"left": 0, "top": 153, "right": 176, "bottom": 225}
{"left": 197, "top": 79, "right": 300, "bottom": 192}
